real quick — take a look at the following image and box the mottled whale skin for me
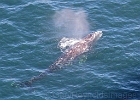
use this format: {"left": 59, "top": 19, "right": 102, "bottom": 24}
{"left": 49, "top": 31, "right": 102, "bottom": 72}
{"left": 16, "top": 31, "right": 102, "bottom": 87}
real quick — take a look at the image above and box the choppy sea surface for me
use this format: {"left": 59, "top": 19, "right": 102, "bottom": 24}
{"left": 0, "top": 0, "right": 140, "bottom": 100}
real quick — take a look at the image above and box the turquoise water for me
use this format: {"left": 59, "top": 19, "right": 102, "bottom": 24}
{"left": 0, "top": 0, "right": 140, "bottom": 100}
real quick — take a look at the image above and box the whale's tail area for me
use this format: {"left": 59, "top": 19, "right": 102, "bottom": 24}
{"left": 11, "top": 69, "right": 50, "bottom": 87}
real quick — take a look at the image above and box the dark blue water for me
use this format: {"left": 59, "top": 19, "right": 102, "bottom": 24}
{"left": 0, "top": 0, "right": 140, "bottom": 100}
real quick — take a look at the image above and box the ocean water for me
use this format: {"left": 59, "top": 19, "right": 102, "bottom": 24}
{"left": 0, "top": 0, "right": 140, "bottom": 100}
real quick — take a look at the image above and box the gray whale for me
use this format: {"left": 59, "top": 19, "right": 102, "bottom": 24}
{"left": 14, "top": 31, "right": 102, "bottom": 87}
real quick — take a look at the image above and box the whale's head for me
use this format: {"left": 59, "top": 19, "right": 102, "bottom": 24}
{"left": 84, "top": 31, "right": 102, "bottom": 45}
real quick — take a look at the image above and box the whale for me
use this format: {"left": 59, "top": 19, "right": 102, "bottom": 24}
{"left": 13, "top": 31, "right": 102, "bottom": 87}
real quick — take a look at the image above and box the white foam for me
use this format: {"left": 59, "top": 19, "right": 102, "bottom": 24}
{"left": 58, "top": 37, "right": 81, "bottom": 52}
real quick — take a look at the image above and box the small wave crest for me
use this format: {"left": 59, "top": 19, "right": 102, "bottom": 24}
{"left": 58, "top": 37, "right": 81, "bottom": 53}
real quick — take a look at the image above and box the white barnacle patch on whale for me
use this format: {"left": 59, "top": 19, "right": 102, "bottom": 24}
{"left": 58, "top": 37, "right": 81, "bottom": 53}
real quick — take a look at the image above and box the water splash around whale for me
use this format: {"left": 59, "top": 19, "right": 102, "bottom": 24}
{"left": 58, "top": 37, "right": 82, "bottom": 53}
